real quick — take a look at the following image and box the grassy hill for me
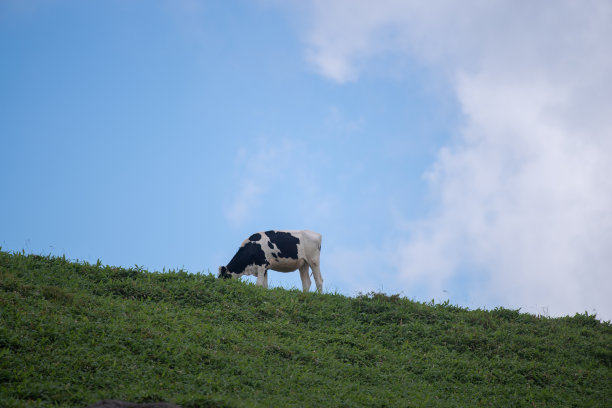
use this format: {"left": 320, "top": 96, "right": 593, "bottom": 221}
{"left": 1, "top": 250, "right": 610, "bottom": 407}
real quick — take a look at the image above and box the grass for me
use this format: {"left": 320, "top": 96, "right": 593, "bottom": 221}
{"left": 1, "top": 249, "right": 611, "bottom": 407}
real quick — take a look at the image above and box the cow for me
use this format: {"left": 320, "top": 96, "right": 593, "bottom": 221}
{"left": 218, "top": 230, "right": 323, "bottom": 293}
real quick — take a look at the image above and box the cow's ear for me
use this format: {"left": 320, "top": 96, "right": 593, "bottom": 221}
{"left": 218, "top": 266, "right": 230, "bottom": 278}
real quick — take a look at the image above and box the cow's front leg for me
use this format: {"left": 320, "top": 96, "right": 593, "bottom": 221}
{"left": 256, "top": 267, "right": 268, "bottom": 288}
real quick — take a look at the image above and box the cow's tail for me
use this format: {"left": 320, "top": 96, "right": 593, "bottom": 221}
{"left": 316, "top": 234, "right": 322, "bottom": 275}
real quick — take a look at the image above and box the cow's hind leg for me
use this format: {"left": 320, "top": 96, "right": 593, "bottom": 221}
{"left": 311, "top": 263, "right": 323, "bottom": 293}
{"left": 299, "top": 263, "right": 311, "bottom": 293}
{"left": 305, "top": 242, "right": 323, "bottom": 293}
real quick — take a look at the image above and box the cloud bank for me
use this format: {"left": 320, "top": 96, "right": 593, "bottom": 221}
{"left": 299, "top": 0, "right": 612, "bottom": 318}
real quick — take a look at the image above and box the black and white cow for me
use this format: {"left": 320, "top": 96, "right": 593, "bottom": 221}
{"left": 218, "top": 230, "right": 323, "bottom": 293}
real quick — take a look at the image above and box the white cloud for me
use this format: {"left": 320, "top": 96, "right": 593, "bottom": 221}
{"left": 296, "top": 0, "right": 612, "bottom": 319}
{"left": 225, "top": 139, "right": 296, "bottom": 227}
{"left": 324, "top": 106, "right": 365, "bottom": 136}
{"left": 225, "top": 180, "right": 265, "bottom": 227}
{"left": 223, "top": 137, "right": 338, "bottom": 232}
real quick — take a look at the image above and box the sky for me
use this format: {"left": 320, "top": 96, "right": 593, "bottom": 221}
{"left": 2, "top": 0, "right": 611, "bottom": 320}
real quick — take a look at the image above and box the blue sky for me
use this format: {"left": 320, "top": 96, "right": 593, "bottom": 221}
{"left": 2, "top": 1, "right": 611, "bottom": 320}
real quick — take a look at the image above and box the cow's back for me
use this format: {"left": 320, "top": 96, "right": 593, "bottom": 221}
{"left": 240, "top": 230, "right": 321, "bottom": 272}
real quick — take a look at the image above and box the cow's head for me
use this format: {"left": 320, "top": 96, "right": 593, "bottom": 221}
{"left": 218, "top": 266, "right": 240, "bottom": 279}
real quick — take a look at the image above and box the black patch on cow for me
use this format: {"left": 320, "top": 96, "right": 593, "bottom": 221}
{"left": 268, "top": 241, "right": 274, "bottom": 249}
{"left": 226, "top": 242, "right": 268, "bottom": 273}
{"left": 265, "top": 230, "right": 300, "bottom": 259}
{"left": 249, "top": 233, "right": 262, "bottom": 242}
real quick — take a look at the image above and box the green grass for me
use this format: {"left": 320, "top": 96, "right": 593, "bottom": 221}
{"left": 1, "top": 250, "right": 610, "bottom": 407}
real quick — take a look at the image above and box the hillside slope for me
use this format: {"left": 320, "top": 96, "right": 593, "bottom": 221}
{"left": 1, "top": 250, "right": 610, "bottom": 407}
